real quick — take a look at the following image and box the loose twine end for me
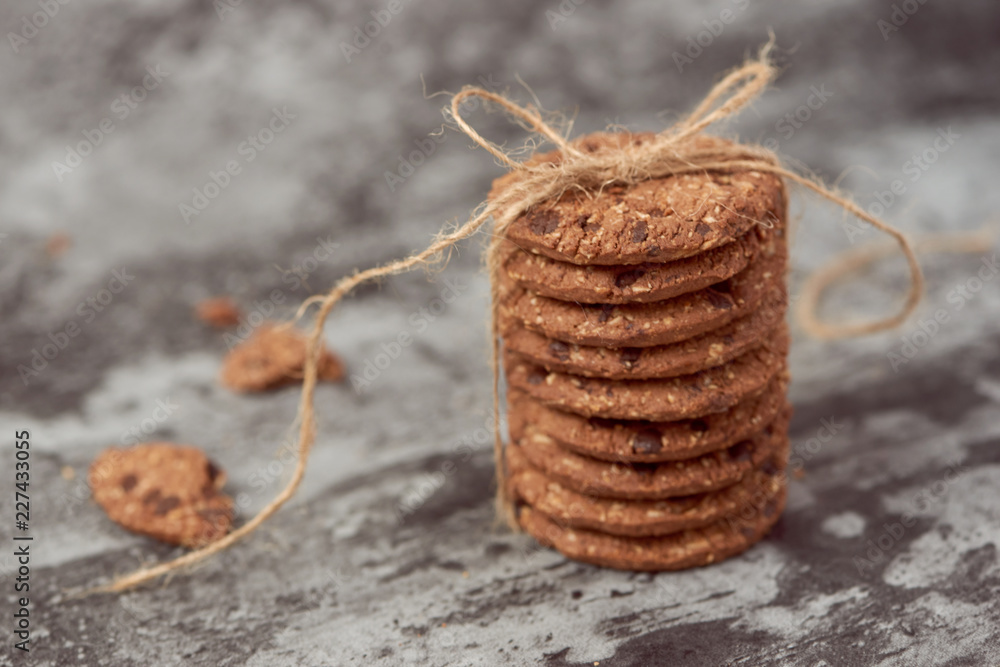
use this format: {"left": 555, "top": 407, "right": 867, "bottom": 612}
{"left": 94, "top": 39, "right": 923, "bottom": 593}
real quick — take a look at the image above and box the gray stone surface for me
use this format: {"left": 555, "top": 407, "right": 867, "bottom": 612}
{"left": 1, "top": 0, "right": 999, "bottom": 665}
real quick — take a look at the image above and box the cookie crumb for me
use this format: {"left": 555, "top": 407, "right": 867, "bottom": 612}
{"left": 61, "top": 466, "right": 75, "bottom": 480}
{"left": 196, "top": 297, "right": 242, "bottom": 328}
{"left": 221, "top": 323, "right": 345, "bottom": 392}
{"left": 44, "top": 232, "right": 72, "bottom": 258}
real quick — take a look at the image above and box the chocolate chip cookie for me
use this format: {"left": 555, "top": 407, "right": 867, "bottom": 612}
{"left": 493, "top": 132, "right": 786, "bottom": 265}
{"left": 89, "top": 442, "right": 233, "bottom": 547}
{"left": 508, "top": 442, "right": 787, "bottom": 537}
{"left": 221, "top": 323, "right": 345, "bottom": 392}
{"left": 504, "top": 326, "right": 788, "bottom": 421}
{"left": 498, "top": 229, "right": 786, "bottom": 348}
{"left": 501, "top": 226, "right": 760, "bottom": 304}
{"left": 506, "top": 372, "right": 789, "bottom": 463}
{"left": 501, "top": 283, "right": 786, "bottom": 380}
{"left": 510, "top": 406, "right": 790, "bottom": 500}
{"left": 517, "top": 483, "right": 786, "bottom": 571}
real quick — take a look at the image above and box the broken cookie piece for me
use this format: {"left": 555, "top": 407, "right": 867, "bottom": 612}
{"left": 195, "top": 297, "right": 242, "bottom": 328}
{"left": 221, "top": 322, "right": 344, "bottom": 392}
{"left": 89, "top": 443, "right": 233, "bottom": 548}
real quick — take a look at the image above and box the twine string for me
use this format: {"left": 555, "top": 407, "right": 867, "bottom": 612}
{"left": 95, "top": 40, "right": 922, "bottom": 593}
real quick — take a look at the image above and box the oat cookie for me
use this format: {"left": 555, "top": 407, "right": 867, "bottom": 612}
{"left": 498, "top": 229, "right": 786, "bottom": 348}
{"left": 504, "top": 326, "right": 788, "bottom": 421}
{"left": 510, "top": 407, "right": 790, "bottom": 500}
{"left": 493, "top": 132, "right": 786, "bottom": 266}
{"left": 221, "top": 323, "right": 345, "bottom": 392}
{"left": 501, "top": 283, "right": 786, "bottom": 380}
{"left": 508, "top": 443, "right": 787, "bottom": 537}
{"left": 501, "top": 226, "right": 760, "bottom": 304}
{"left": 506, "top": 372, "right": 789, "bottom": 463}
{"left": 89, "top": 443, "right": 233, "bottom": 547}
{"left": 517, "top": 484, "right": 786, "bottom": 571}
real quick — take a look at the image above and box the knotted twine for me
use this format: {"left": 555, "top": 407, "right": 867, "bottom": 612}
{"left": 96, "top": 41, "right": 923, "bottom": 593}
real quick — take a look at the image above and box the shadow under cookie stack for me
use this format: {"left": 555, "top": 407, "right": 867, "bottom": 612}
{"left": 495, "top": 132, "right": 792, "bottom": 571}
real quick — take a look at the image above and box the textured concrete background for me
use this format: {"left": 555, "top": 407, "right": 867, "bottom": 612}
{"left": 1, "top": 0, "right": 999, "bottom": 665}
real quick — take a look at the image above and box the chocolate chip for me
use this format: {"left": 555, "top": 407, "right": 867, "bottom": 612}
{"left": 527, "top": 370, "right": 545, "bottom": 385}
{"left": 630, "top": 463, "right": 657, "bottom": 477}
{"left": 142, "top": 489, "right": 162, "bottom": 505}
{"left": 154, "top": 495, "right": 181, "bottom": 516}
{"left": 596, "top": 304, "right": 615, "bottom": 323}
{"left": 647, "top": 207, "right": 664, "bottom": 217}
{"left": 689, "top": 419, "right": 709, "bottom": 432}
{"left": 614, "top": 268, "right": 645, "bottom": 288}
{"left": 740, "top": 525, "right": 757, "bottom": 539}
{"left": 760, "top": 458, "right": 780, "bottom": 476}
{"left": 121, "top": 474, "right": 138, "bottom": 492}
{"left": 631, "top": 219, "right": 648, "bottom": 243}
{"left": 646, "top": 245, "right": 660, "bottom": 256}
{"left": 548, "top": 340, "right": 570, "bottom": 361}
{"left": 631, "top": 430, "right": 663, "bottom": 455}
{"left": 703, "top": 289, "right": 733, "bottom": 310}
{"left": 723, "top": 335, "right": 735, "bottom": 344}
{"left": 571, "top": 590, "right": 583, "bottom": 599}
{"left": 576, "top": 214, "right": 599, "bottom": 232}
{"left": 526, "top": 209, "right": 560, "bottom": 235}
{"left": 620, "top": 348, "right": 642, "bottom": 369}
{"left": 695, "top": 222, "right": 712, "bottom": 236}
{"left": 728, "top": 441, "right": 753, "bottom": 463}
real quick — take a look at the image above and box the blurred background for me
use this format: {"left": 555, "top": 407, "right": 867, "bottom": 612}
{"left": 2, "top": 1, "right": 999, "bottom": 665}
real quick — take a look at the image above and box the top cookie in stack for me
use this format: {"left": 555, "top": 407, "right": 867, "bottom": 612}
{"left": 495, "top": 131, "right": 791, "bottom": 571}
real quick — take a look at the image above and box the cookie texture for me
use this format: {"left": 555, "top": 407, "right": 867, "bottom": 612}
{"left": 504, "top": 326, "right": 788, "bottom": 421}
{"left": 501, "top": 283, "right": 786, "bottom": 380}
{"left": 498, "top": 228, "right": 785, "bottom": 348}
{"left": 508, "top": 441, "right": 787, "bottom": 536}
{"left": 510, "top": 407, "right": 790, "bottom": 500}
{"left": 501, "top": 227, "right": 759, "bottom": 304}
{"left": 517, "top": 484, "right": 786, "bottom": 571}
{"left": 89, "top": 443, "right": 233, "bottom": 547}
{"left": 221, "top": 323, "right": 344, "bottom": 392}
{"left": 494, "top": 132, "right": 786, "bottom": 265}
{"left": 507, "top": 373, "right": 789, "bottom": 463}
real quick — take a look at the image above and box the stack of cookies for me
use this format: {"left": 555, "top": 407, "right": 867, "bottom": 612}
{"left": 493, "top": 132, "right": 791, "bottom": 570}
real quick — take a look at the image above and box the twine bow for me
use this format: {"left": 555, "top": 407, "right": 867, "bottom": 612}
{"left": 95, "top": 41, "right": 922, "bottom": 593}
